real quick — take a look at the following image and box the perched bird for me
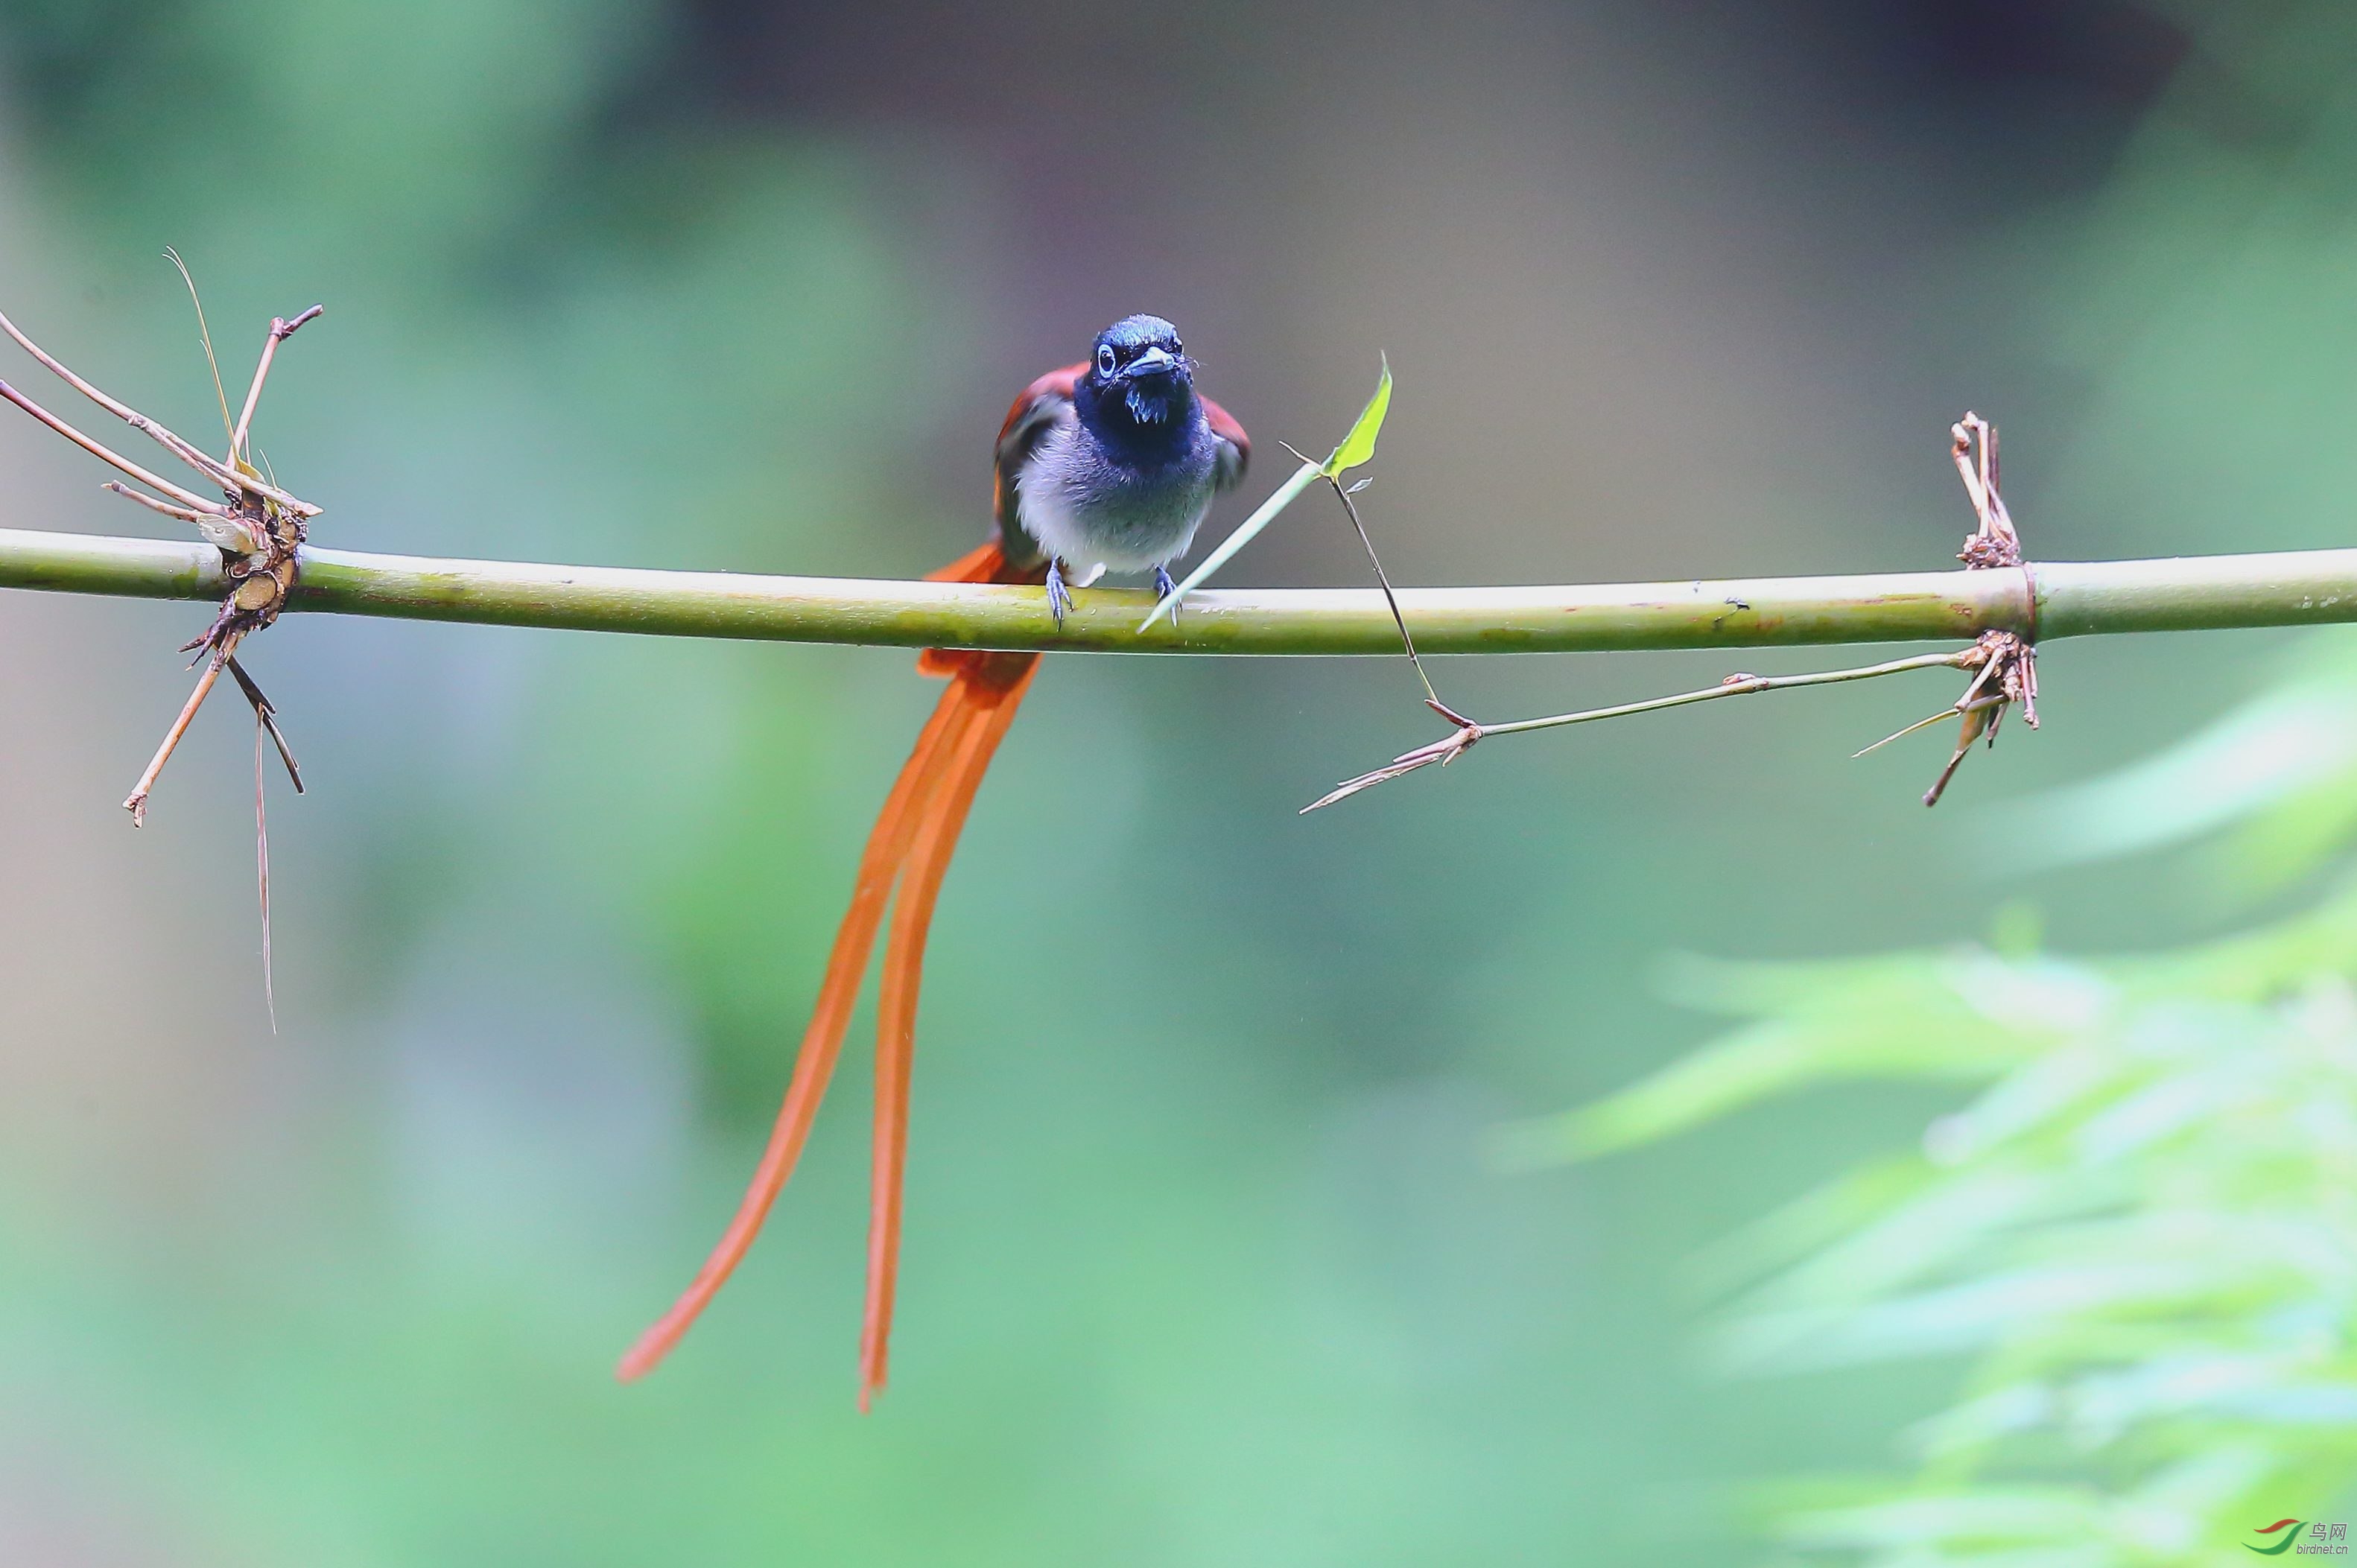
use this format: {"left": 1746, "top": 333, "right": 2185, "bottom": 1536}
{"left": 999, "top": 313, "right": 1252, "bottom": 622}
{"left": 616, "top": 315, "right": 1249, "bottom": 1408}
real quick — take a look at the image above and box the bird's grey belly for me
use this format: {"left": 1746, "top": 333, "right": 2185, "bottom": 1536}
{"left": 1018, "top": 426, "right": 1216, "bottom": 577}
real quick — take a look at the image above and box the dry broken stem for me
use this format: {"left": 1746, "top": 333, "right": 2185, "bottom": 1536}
{"left": 1301, "top": 652, "right": 1981, "bottom": 812}
{"left": 1908, "top": 411, "right": 2040, "bottom": 807}
{"left": 0, "top": 279, "right": 323, "bottom": 1023}
{"left": 1303, "top": 412, "right": 2046, "bottom": 812}
{"left": 0, "top": 295, "right": 323, "bottom": 819}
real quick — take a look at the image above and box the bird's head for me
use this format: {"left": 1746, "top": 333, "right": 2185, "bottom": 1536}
{"left": 1082, "top": 314, "right": 1195, "bottom": 426}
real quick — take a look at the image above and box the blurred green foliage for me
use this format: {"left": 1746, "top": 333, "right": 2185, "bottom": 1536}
{"left": 1552, "top": 810, "right": 2357, "bottom": 1558}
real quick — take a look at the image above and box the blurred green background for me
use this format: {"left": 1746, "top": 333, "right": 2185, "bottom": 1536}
{"left": 4, "top": 1, "right": 2356, "bottom": 1561}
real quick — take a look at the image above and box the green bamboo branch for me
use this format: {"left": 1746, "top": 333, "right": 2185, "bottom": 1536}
{"left": 2, "top": 525, "right": 2356, "bottom": 654}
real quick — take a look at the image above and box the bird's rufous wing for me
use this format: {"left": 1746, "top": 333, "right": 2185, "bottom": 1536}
{"left": 991, "top": 364, "right": 1082, "bottom": 570}
{"left": 1202, "top": 393, "right": 1251, "bottom": 494}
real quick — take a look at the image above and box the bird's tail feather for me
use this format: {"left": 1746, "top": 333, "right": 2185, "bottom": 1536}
{"left": 860, "top": 653, "right": 1035, "bottom": 1409}
{"left": 617, "top": 541, "right": 1039, "bottom": 1397}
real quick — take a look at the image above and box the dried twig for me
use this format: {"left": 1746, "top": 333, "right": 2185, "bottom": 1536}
{"left": 1906, "top": 413, "right": 2040, "bottom": 807}
{"left": 165, "top": 247, "right": 236, "bottom": 444}
{"left": 232, "top": 306, "right": 323, "bottom": 460}
{"left": 226, "top": 656, "right": 304, "bottom": 794}
{"left": 253, "top": 711, "right": 276, "bottom": 1027}
{"left": 1281, "top": 439, "right": 1439, "bottom": 708}
{"left": 122, "top": 640, "right": 236, "bottom": 827}
{"left": 0, "top": 291, "right": 323, "bottom": 816}
{"left": 1303, "top": 412, "right": 2046, "bottom": 812}
{"left": 1304, "top": 652, "right": 1976, "bottom": 813}
{"left": 1, "top": 266, "right": 326, "bottom": 1021}
{"left": 0, "top": 303, "right": 320, "bottom": 517}
{"left": 101, "top": 480, "right": 213, "bottom": 527}
{"left": 0, "top": 376, "right": 226, "bottom": 515}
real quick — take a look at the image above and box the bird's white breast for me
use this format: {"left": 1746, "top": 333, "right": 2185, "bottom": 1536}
{"left": 1014, "top": 416, "right": 1215, "bottom": 584}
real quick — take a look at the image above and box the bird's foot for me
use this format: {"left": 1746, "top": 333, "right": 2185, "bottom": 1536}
{"left": 1046, "top": 562, "right": 1074, "bottom": 628}
{"left": 1152, "top": 565, "right": 1181, "bottom": 626}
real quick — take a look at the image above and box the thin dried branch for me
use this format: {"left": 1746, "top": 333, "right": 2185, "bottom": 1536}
{"left": 0, "top": 274, "right": 330, "bottom": 1033}
{"left": 1921, "top": 694, "right": 2006, "bottom": 809}
{"left": 1304, "top": 652, "right": 1976, "bottom": 812}
{"left": 0, "top": 302, "right": 321, "bottom": 516}
{"left": 253, "top": 707, "right": 276, "bottom": 1032}
{"left": 101, "top": 480, "right": 212, "bottom": 527}
{"left": 122, "top": 639, "right": 237, "bottom": 827}
{"left": 232, "top": 306, "right": 323, "bottom": 460}
{"left": 1281, "top": 439, "right": 1440, "bottom": 708}
{"left": 0, "top": 376, "right": 227, "bottom": 514}
{"left": 2, "top": 276, "right": 323, "bottom": 1037}
{"left": 1952, "top": 411, "right": 2020, "bottom": 565}
{"left": 225, "top": 609, "right": 302, "bottom": 1035}
{"left": 165, "top": 247, "right": 237, "bottom": 445}
{"left": 1903, "top": 413, "right": 2041, "bottom": 807}
{"left": 225, "top": 656, "right": 304, "bottom": 793}
{"left": 102, "top": 482, "right": 267, "bottom": 555}
{"left": 1301, "top": 411, "right": 2057, "bottom": 813}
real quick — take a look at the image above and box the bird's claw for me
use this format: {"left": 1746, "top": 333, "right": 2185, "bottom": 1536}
{"left": 1152, "top": 565, "right": 1181, "bottom": 626}
{"left": 1045, "top": 562, "right": 1074, "bottom": 628}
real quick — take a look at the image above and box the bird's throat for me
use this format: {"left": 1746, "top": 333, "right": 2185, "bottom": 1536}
{"left": 1124, "top": 382, "right": 1173, "bottom": 424}
{"left": 1079, "top": 378, "right": 1195, "bottom": 469}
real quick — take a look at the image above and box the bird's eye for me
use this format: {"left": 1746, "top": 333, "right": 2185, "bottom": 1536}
{"left": 1173, "top": 340, "right": 1184, "bottom": 359}
{"left": 1096, "top": 345, "right": 1117, "bottom": 376}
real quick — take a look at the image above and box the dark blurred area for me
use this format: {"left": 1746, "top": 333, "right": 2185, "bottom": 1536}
{"left": 1, "top": 1, "right": 2349, "bottom": 1561}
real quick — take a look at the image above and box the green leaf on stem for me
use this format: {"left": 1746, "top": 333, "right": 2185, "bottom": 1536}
{"left": 1321, "top": 353, "right": 1392, "bottom": 479}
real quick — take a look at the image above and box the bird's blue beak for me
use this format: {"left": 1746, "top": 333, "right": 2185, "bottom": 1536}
{"left": 1120, "top": 346, "right": 1181, "bottom": 380}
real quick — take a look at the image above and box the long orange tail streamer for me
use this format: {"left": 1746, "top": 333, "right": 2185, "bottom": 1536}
{"left": 858, "top": 656, "right": 1035, "bottom": 1409}
{"left": 618, "top": 540, "right": 1040, "bottom": 1400}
